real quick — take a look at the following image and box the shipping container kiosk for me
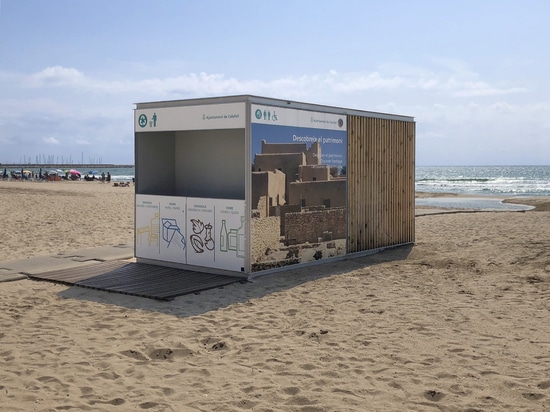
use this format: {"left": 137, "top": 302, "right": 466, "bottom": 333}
{"left": 134, "top": 95, "right": 415, "bottom": 278}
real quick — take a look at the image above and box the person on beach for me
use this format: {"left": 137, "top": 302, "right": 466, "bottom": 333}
{"left": 106, "top": 172, "right": 111, "bottom": 183}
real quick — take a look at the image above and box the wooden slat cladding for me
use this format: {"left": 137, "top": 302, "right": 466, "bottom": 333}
{"left": 347, "top": 116, "right": 415, "bottom": 253}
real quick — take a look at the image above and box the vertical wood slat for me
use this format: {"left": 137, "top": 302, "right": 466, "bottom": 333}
{"left": 347, "top": 116, "right": 415, "bottom": 253}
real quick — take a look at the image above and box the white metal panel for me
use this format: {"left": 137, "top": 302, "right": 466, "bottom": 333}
{"left": 251, "top": 104, "right": 347, "bottom": 131}
{"left": 135, "top": 102, "right": 245, "bottom": 131}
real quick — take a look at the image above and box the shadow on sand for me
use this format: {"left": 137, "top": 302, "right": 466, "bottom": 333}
{"left": 57, "top": 244, "right": 413, "bottom": 318}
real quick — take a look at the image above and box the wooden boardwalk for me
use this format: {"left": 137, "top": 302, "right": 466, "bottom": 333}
{"left": 27, "top": 260, "right": 243, "bottom": 300}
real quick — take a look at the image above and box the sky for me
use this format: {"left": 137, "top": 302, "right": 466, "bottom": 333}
{"left": 0, "top": 0, "right": 549, "bottom": 166}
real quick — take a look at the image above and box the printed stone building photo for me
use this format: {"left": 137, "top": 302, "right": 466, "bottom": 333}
{"left": 251, "top": 138, "right": 347, "bottom": 270}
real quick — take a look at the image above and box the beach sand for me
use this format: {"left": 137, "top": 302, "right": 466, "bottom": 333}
{"left": 1, "top": 180, "right": 549, "bottom": 411}
{"left": 0, "top": 180, "right": 134, "bottom": 261}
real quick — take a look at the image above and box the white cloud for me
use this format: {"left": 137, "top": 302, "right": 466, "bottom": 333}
{"left": 453, "top": 84, "right": 527, "bottom": 97}
{"left": 29, "top": 66, "right": 85, "bottom": 87}
{"left": 13, "top": 62, "right": 527, "bottom": 107}
{"left": 0, "top": 58, "right": 545, "bottom": 165}
{"left": 44, "top": 136, "right": 60, "bottom": 145}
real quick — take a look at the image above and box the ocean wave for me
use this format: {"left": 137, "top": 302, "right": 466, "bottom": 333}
{"left": 416, "top": 178, "right": 492, "bottom": 183}
{"left": 415, "top": 166, "right": 550, "bottom": 196}
{"left": 111, "top": 175, "right": 134, "bottom": 181}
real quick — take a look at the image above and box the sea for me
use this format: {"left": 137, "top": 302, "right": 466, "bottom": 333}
{"left": 115, "top": 164, "right": 547, "bottom": 210}
{"left": 4, "top": 164, "right": 549, "bottom": 210}
{"left": 416, "top": 165, "right": 550, "bottom": 210}
{"left": 82, "top": 166, "right": 135, "bottom": 182}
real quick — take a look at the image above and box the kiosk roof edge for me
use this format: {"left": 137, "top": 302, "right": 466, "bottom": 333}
{"left": 134, "top": 94, "right": 414, "bottom": 123}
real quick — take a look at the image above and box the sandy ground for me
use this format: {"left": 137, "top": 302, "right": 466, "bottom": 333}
{"left": 1, "top": 180, "right": 549, "bottom": 411}
{"left": 0, "top": 180, "right": 134, "bottom": 261}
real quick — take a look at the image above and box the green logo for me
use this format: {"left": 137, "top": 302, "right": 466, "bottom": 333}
{"left": 138, "top": 114, "right": 148, "bottom": 128}
{"left": 254, "top": 109, "right": 262, "bottom": 120}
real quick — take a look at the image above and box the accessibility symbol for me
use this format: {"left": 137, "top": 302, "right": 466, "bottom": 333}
{"left": 138, "top": 114, "right": 148, "bottom": 128}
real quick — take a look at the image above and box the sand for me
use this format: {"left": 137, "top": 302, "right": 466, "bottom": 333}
{"left": 1, "top": 180, "right": 549, "bottom": 411}
{"left": 0, "top": 180, "right": 134, "bottom": 261}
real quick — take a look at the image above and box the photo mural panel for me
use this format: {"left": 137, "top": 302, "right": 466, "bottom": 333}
{"left": 250, "top": 105, "right": 348, "bottom": 272}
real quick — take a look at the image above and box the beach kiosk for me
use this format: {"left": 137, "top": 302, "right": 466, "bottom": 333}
{"left": 134, "top": 95, "right": 415, "bottom": 278}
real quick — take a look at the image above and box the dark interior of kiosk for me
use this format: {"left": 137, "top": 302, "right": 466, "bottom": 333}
{"left": 135, "top": 129, "right": 245, "bottom": 200}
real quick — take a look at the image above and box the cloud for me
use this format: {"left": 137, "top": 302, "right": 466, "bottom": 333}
{"left": 29, "top": 66, "right": 85, "bottom": 87}
{"left": 14, "top": 61, "right": 528, "bottom": 107}
{"left": 0, "top": 58, "right": 545, "bottom": 165}
{"left": 44, "top": 136, "right": 60, "bottom": 145}
{"left": 452, "top": 84, "right": 527, "bottom": 97}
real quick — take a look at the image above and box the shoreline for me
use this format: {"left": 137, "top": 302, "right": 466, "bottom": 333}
{"left": 416, "top": 191, "right": 550, "bottom": 211}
